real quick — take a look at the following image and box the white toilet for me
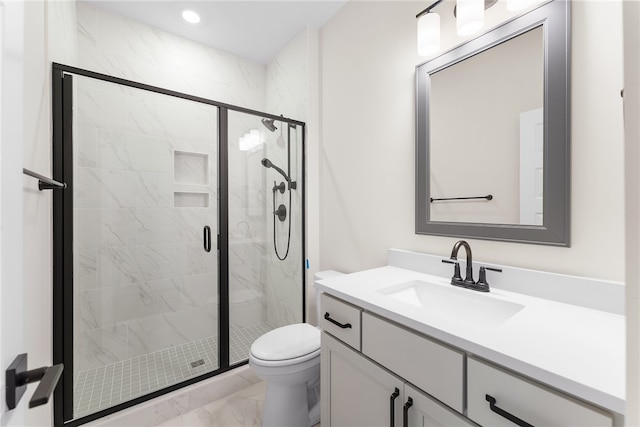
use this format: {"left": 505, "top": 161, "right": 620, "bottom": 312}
{"left": 250, "top": 323, "right": 321, "bottom": 427}
{"left": 249, "top": 270, "right": 344, "bottom": 427}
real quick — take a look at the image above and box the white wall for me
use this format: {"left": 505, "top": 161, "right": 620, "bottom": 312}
{"left": 319, "top": 1, "right": 625, "bottom": 282}
{"left": 21, "top": 1, "right": 53, "bottom": 424}
{"left": 0, "top": 0, "right": 26, "bottom": 425}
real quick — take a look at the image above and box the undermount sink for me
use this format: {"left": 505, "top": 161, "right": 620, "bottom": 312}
{"left": 379, "top": 279, "right": 524, "bottom": 327}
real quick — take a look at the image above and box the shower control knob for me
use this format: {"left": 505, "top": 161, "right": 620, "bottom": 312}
{"left": 274, "top": 204, "right": 287, "bottom": 222}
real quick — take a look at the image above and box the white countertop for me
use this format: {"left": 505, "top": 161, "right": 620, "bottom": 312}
{"left": 316, "top": 265, "right": 625, "bottom": 415}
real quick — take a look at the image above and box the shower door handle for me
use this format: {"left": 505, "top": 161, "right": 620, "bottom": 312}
{"left": 203, "top": 226, "right": 211, "bottom": 252}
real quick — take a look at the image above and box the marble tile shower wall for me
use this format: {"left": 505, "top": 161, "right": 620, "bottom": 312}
{"left": 263, "top": 130, "right": 303, "bottom": 328}
{"left": 264, "top": 32, "right": 308, "bottom": 327}
{"left": 73, "top": 2, "right": 309, "bottom": 370}
{"left": 228, "top": 112, "right": 269, "bottom": 332}
{"left": 74, "top": 3, "right": 270, "bottom": 372}
{"left": 74, "top": 76, "right": 219, "bottom": 372}
{"left": 77, "top": 2, "right": 266, "bottom": 112}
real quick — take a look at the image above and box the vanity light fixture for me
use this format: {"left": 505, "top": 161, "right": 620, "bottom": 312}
{"left": 456, "top": 0, "right": 484, "bottom": 36}
{"left": 416, "top": 0, "right": 497, "bottom": 57}
{"left": 417, "top": 11, "right": 441, "bottom": 56}
{"left": 506, "top": 0, "right": 544, "bottom": 11}
{"left": 182, "top": 9, "right": 200, "bottom": 24}
{"left": 416, "top": 0, "right": 443, "bottom": 57}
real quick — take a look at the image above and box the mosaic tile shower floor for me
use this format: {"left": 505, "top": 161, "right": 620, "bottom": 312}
{"left": 74, "top": 323, "right": 272, "bottom": 418}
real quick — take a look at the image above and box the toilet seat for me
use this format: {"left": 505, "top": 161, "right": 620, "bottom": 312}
{"left": 250, "top": 347, "right": 320, "bottom": 368}
{"left": 250, "top": 323, "right": 320, "bottom": 364}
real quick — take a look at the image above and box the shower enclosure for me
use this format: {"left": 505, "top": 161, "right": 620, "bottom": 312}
{"left": 51, "top": 64, "right": 305, "bottom": 425}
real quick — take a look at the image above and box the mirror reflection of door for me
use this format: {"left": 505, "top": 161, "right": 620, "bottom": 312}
{"left": 519, "top": 108, "right": 544, "bottom": 225}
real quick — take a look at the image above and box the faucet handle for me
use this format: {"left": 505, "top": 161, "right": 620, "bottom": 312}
{"left": 442, "top": 259, "right": 464, "bottom": 286}
{"left": 473, "top": 266, "right": 502, "bottom": 292}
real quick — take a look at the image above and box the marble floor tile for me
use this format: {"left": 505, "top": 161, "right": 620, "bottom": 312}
{"left": 156, "top": 382, "right": 265, "bottom": 427}
{"left": 156, "top": 381, "right": 322, "bottom": 427}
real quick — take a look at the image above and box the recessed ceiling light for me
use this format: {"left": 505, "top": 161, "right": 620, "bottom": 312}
{"left": 182, "top": 10, "right": 200, "bottom": 24}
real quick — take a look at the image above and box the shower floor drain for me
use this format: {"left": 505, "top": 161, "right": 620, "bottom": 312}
{"left": 190, "top": 359, "right": 205, "bottom": 368}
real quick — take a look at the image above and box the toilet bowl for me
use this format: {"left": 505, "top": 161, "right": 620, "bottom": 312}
{"left": 249, "top": 323, "right": 321, "bottom": 427}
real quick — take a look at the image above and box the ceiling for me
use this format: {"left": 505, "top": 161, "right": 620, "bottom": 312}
{"left": 82, "top": 0, "right": 347, "bottom": 64}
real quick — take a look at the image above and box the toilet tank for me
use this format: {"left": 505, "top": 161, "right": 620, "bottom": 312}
{"left": 313, "top": 270, "right": 344, "bottom": 326}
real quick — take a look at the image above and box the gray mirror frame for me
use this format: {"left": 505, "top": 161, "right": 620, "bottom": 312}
{"left": 415, "top": 0, "right": 570, "bottom": 246}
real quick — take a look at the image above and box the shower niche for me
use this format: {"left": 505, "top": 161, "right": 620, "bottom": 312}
{"left": 173, "top": 150, "right": 211, "bottom": 208}
{"left": 174, "top": 151, "right": 210, "bottom": 185}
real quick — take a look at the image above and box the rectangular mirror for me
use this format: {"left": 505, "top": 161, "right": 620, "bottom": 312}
{"left": 415, "top": 0, "right": 570, "bottom": 245}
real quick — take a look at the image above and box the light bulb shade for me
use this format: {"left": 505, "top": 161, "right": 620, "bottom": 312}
{"left": 456, "top": 0, "right": 484, "bottom": 37}
{"left": 417, "top": 12, "right": 441, "bottom": 56}
{"left": 182, "top": 10, "right": 200, "bottom": 24}
{"left": 506, "top": 0, "right": 541, "bottom": 11}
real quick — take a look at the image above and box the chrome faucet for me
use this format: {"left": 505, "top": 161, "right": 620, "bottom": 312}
{"left": 449, "top": 240, "right": 475, "bottom": 287}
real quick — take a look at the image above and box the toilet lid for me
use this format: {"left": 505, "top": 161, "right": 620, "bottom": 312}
{"left": 250, "top": 323, "right": 320, "bottom": 361}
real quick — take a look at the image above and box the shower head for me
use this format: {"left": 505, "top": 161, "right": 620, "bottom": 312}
{"left": 261, "top": 118, "right": 277, "bottom": 132}
{"left": 261, "top": 157, "right": 290, "bottom": 182}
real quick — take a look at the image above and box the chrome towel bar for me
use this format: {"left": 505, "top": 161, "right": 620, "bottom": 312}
{"left": 23, "top": 168, "right": 67, "bottom": 190}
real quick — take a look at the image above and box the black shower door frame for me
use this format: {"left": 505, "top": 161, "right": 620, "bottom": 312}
{"left": 51, "top": 63, "right": 307, "bottom": 427}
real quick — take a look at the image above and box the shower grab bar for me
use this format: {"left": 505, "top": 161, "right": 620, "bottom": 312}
{"left": 430, "top": 194, "right": 493, "bottom": 203}
{"left": 23, "top": 168, "right": 67, "bottom": 190}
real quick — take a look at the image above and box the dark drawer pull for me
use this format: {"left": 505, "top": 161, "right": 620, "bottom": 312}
{"left": 390, "top": 387, "right": 400, "bottom": 427}
{"left": 403, "top": 397, "right": 413, "bottom": 427}
{"left": 324, "top": 312, "right": 352, "bottom": 329}
{"left": 486, "top": 394, "right": 534, "bottom": 427}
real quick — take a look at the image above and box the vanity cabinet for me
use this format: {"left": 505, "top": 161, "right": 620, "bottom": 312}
{"left": 320, "top": 293, "right": 362, "bottom": 351}
{"left": 321, "top": 332, "right": 473, "bottom": 427}
{"left": 467, "top": 357, "right": 613, "bottom": 426}
{"left": 362, "top": 312, "right": 464, "bottom": 413}
{"left": 321, "top": 332, "right": 403, "bottom": 426}
{"left": 320, "top": 293, "right": 615, "bottom": 427}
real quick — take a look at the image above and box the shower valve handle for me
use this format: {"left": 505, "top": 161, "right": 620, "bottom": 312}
{"left": 273, "top": 181, "right": 286, "bottom": 194}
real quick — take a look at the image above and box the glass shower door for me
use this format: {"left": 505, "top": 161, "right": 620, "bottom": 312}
{"left": 227, "top": 111, "right": 304, "bottom": 364}
{"left": 71, "top": 75, "right": 219, "bottom": 418}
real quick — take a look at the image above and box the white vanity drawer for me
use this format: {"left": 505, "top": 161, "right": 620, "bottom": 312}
{"left": 467, "top": 357, "right": 613, "bottom": 427}
{"left": 361, "top": 312, "right": 464, "bottom": 413}
{"left": 320, "top": 294, "right": 362, "bottom": 351}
